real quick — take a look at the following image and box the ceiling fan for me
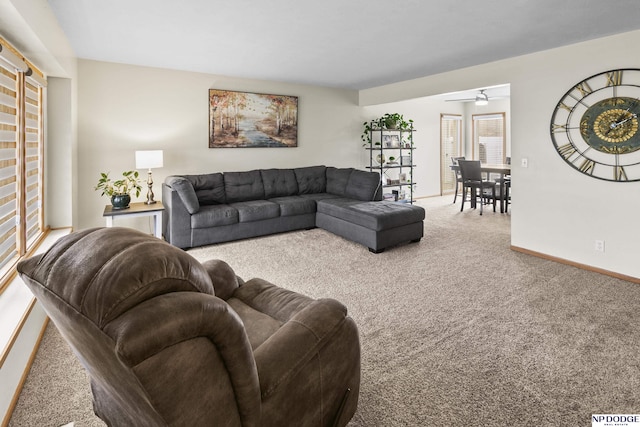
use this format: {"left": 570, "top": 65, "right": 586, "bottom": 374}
{"left": 445, "top": 89, "right": 491, "bottom": 105}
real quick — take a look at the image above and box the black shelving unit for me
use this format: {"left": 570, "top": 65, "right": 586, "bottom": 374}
{"left": 364, "top": 124, "right": 416, "bottom": 204}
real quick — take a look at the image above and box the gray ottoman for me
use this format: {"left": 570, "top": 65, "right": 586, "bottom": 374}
{"left": 316, "top": 200, "right": 425, "bottom": 253}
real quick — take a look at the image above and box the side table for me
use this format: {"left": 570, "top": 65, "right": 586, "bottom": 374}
{"left": 103, "top": 201, "right": 164, "bottom": 238}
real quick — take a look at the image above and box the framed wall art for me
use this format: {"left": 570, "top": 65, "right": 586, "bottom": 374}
{"left": 383, "top": 134, "right": 400, "bottom": 148}
{"left": 209, "top": 89, "right": 298, "bottom": 148}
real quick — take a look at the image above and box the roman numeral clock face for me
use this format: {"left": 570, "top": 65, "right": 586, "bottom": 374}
{"left": 550, "top": 68, "right": 640, "bottom": 181}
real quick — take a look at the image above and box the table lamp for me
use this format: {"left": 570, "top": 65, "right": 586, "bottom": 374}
{"left": 135, "top": 150, "right": 163, "bottom": 204}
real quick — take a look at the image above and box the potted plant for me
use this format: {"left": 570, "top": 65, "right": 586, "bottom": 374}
{"left": 361, "top": 113, "right": 414, "bottom": 145}
{"left": 95, "top": 171, "right": 142, "bottom": 210}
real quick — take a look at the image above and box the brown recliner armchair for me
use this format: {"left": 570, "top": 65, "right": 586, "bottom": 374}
{"left": 17, "top": 227, "right": 360, "bottom": 426}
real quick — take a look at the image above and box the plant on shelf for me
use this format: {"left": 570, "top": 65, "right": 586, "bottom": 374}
{"left": 95, "top": 171, "right": 142, "bottom": 210}
{"left": 361, "top": 113, "right": 414, "bottom": 146}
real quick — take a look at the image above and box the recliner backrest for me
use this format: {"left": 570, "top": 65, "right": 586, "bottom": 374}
{"left": 17, "top": 228, "right": 260, "bottom": 426}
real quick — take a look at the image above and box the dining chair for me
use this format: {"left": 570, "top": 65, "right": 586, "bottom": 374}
{"left": 487, "top": 179, "right": 510, "bottom": 213}
{"left": 451, "top": 156, "right": 465, "bottom": 204}
{"left": 496, "top": 156, "right": 511, "bottom": 212}
{"left": 458, "top": 160, "right": 496, "bottom": 215}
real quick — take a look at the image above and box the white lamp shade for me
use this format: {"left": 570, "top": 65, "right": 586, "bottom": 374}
{"left": 135, "top": 150, "right": 163, "bottom": 169}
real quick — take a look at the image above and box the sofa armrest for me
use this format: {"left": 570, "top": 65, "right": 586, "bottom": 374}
{"left": 162, "top": 183, "right": 192, "bottom": 248}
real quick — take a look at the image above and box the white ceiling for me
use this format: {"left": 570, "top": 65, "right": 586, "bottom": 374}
{"left": 47, "top": 0, "right": 640, "bottom": 91}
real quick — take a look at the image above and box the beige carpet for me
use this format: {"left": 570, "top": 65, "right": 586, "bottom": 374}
{"left": 9, "top": 196, "right": 640, "bottom": 426}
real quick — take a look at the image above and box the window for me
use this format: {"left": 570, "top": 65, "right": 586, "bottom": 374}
{"left": 440, "top": 114, "right": 462, "bottom": 194}
{"left": 473, "top": 113, "right": 505, "bottom": 164}
{"left": 0, "top": 38, "right": 46, "bottom": 292}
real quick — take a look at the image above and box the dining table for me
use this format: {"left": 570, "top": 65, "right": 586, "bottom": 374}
{"left": 450, "top": 163, "right": 511, "bottom": 213}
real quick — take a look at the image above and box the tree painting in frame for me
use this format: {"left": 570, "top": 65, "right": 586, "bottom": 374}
{"left": 209, "top": 89, "right": 298, "bottom": 148}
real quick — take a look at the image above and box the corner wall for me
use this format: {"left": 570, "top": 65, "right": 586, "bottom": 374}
{"left": 76, "top": 59, "right": 362, "bottom": 230}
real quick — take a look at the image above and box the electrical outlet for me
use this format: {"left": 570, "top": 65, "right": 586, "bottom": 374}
{"left": 594, "top": 240, "right": 605, "bottom": 252}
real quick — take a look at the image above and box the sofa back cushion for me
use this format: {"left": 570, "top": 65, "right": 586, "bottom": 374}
{"left": 261, "top": 169, "right": 299, "bottom": 199}
{"left": 294, "top": 166, "right": 327, "bottom": 194}
{"left": 345, "top": 169, "right": 382, "bottom": 201}
{"left": 224, "top": 170, "right": 265, "bottom": 203}
{"left": 326, "top": 167, "right": 353, "bottom": 197}
{"left": 165, "top": 176, "right": 200, "bottom": 214}
{"left": 183, "top": 173, "right": 226, "bottom": 205}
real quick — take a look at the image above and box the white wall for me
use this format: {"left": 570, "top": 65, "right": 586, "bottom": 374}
{"left": 76, "top": 59, "right": 363, "bottom": 230}
{"left": 360, "top": 29, "right": 640, "bottom": 279}
{"left": 46, "top": 77, "right": 74, "bottom": 227}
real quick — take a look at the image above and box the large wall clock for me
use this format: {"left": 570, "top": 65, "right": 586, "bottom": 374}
{"left": 550, "top": 68, "right": 640, "bottom": 182}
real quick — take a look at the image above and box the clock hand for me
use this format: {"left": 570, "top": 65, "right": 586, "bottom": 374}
{"left": 606, "top": 113, "right": 638, "bottom": 135}
{"left": 611, "top": 99, "right": 640, "bottom": 127}
{"left": 615, "top": 106, "right": 632, "bottom": 123}
{"left": 614, "top": 113, "right": 637, "bottom": 127}
{"left": 607, "top": 105, "right": 639, "bottom": 134}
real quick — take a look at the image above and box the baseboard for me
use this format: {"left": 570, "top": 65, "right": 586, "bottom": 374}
{"left": 510, "top": 245, "right": 640, "bottom": 284}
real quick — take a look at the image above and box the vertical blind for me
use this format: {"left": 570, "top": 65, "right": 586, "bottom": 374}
{"left": 441, "top": 114, "right": 462, "bottom": 193}
{"left": 0, "top": 39, "right": 46, "bottom": 287}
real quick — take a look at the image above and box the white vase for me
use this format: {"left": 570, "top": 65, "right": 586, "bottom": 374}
{"left": 376, "top": 154, "right": 386, "bottom": 164}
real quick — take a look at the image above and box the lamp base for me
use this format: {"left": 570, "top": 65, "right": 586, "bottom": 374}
{"left": 145, "top": 170, "right": 156, "bottom": 204}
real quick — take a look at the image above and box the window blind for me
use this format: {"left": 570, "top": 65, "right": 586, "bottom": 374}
{"left": 24, "top": 78, "right": 42, "bottom": 246}
{"left": 0, "top": 62, "right": 18, "bottom": 273}
{"left": 0, "top": 38, "right": 46, "bottom": 289}
{"left": 473, "top": 113, "right": 505, "bottom": 164}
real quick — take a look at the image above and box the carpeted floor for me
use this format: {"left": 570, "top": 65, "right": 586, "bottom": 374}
{"left": 8, "top": 196, "right": 640, "bottom": 426}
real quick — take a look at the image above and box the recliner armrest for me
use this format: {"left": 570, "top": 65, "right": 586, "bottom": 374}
{"left": 104, "top": 292, "right": 261, "bottom": 425}
{"left": 252, "top": 297, "right": 349, "bottom": 398}
{"left": 201, "top": 259, "right": 242, "bottom": 300}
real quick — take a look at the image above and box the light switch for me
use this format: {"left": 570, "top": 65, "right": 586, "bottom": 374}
{"left": 521, "top": 158, "right": 528, "bottom": 168}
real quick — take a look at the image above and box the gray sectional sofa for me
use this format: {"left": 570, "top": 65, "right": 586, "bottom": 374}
{"left": 162, "top": 166, "right": 425, "bottom": 253}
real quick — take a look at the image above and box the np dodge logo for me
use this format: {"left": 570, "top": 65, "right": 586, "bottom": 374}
{"left": 593, "top": 414, "right": 640, "bottom": 427}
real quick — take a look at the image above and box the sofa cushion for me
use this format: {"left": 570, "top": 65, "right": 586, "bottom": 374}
{"left": 166, "top": 176, "right": 200, "bottom": 214}
{"left": 317, "top": 199, "right": 425, "bottom": 231}
{"left": 229, "top": 200, "right": 280, "bottom": 223}
{"left": 183, "top": 173, "right": 226, "bottom": 205}
{"left": 345, "top": 169, "right": 382, "bottom": 201}
{"left": 294, "top": 166, "right": 327, "bottom": 194}
{"left": 261, "top": 169, "right": 299, "bottom": 199}
{"left": 224, "top": 170, "right": 265, "bottom": 203}
{"left": 191, "top": 205, "right": 239, "bottom": 229}
{"left": 268, "top": 196, "right": 317, "bottom": 217}
{"left": 326, "top": 167, "right": 353, "bottom": 197}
